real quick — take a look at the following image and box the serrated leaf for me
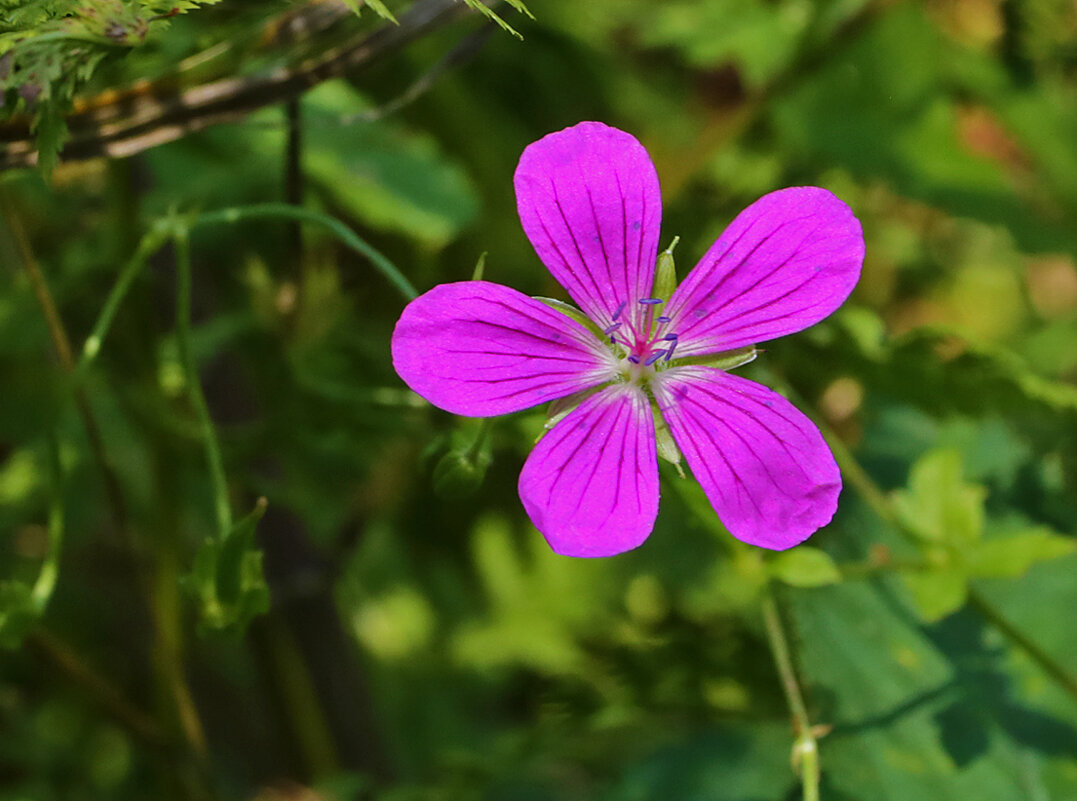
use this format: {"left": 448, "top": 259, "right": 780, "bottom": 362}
{"left": 456, "top": 0, "right": 528, "bottom": 39}
{"left": 893, "top": 449, "right": 985, "bottom": 545}
{"left": 968, "top": 529, "right": 1077, "bottom": 579}
{"left": 340, "top": 0, "right": 397, "bottom": 23}
{"left": 769, "top": 546, "right": 841, "bottom": 588}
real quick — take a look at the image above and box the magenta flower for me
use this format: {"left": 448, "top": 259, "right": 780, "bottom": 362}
{"left": 392, "top": 122, "right": 863, "bottom": 558}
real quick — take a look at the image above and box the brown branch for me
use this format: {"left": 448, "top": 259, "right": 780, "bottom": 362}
{"left": 26, "top": 629, "right": 167, "bottom": 748}
{"left": 0, "top": 0, "right": 472, "bottom": 170}
{"left": 0, "top": 190, "right": 131, "bottom": 540}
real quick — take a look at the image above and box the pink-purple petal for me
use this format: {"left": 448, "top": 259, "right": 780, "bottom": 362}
{"left": 391, "top": 281, "right": 616, "bottom": 417}
{"left": 652, "top": 366, "right": 840, "bottom": 550}
{"left": 666, "top": 187, "right": 863, "bottom": 357}
{"left": 518, "top": 385, "right": 658, "bottom": 558}
{"left": 514, "top": 121, "right": 662, "bottom": 331}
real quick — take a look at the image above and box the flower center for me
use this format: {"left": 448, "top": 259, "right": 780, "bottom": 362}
{"left": 603, "top": 297, "right": 679, "bottom": 385}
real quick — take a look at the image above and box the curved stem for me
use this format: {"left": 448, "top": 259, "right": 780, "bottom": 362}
{"left": 193, "top": 203, "right": 418, "bottom": 302}
{"left": 172, "top": 230, "right": 233, "bottom": 538}
{"left": 30, "top": 432, "right": 64, "bottom": 613}
{"left": 75, "top": 203, "right": 416, "bottom": 393}
{"left": 762, "top": 591, "right": 821, "bottom": 801}
{"left": 75, "top": 228, "right": 167, "bottom": 381}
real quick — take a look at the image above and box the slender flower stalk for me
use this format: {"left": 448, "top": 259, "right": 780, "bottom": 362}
{"left": 762, "top": 591, "right": 821, "bottom": 801}
{"left": 392, "top": 122, "right": 864, "bottom": 557}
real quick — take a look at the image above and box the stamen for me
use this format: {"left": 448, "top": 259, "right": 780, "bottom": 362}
{"left": 602, "top": 323, "right": 621, "bottom": 335}
{"left": 638, "top": 298, "right": 663, "bottom": 305}
{"left": 657, "top": 315, "right": 672, "bottom": 323}
{"left": 664, "top": 340, "right": 678, "bottom": 361}
{"left": 662, "top": 333, "right": 679, "bottom": 341}
{"left": 627, "top": 355, "right": 641, "bottom": 364}
{"left": 643, "top": 351, "right": 664, "bottom": 366}
{"left": 612, "top": 301, "right": 627, "bottom": 321}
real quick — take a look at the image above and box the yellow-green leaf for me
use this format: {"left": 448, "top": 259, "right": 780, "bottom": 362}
{"left": 770, "top": 546, "right": 842, "bottom": 588}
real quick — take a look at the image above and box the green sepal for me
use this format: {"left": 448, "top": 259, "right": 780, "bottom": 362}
{"left": 653, "top": 236, "right": 680, "bottom": 302}
{"left": 182, "top": 498, "right": 270, "bottom": 637}
{"left": 653, "top": 406, "right": 685, "bottom": 477}
{"left": 670, "top": 345, "right": 757, "bottom": 371}
{"left": 432, "top": 421, "right": 492, "bottom": 498}
{"left": 471, "top": 251, "right": 488, "bottom": 281}
{"left": 534, "top": 297, "right": 605, "bottom": 339}
{"left": 544, "top": 386, "right": 603, "bottom": 433}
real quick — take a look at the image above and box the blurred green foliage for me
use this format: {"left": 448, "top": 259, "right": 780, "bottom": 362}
{"left": 2, "top": 0, "right": 1077, "bottom": 799}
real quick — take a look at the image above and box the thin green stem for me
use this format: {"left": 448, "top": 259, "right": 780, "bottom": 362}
{"left": 465, "top": 417, "right": 493, "bottom": 460}
{"left": 193, "top": 203, "right": 418, "bottom": 301}
{"left": 761, "top": 591, "right": 820, "bottom": 801}
{"left": 75, "top": 203, "right": 415, "bottom": 392}
{"left": 172, "top": 230, "right": 232, "bottom": 537}
{"left": 966, "top": 590, "right": 1077, "bottom": 699}
{"left": 30, "top": 432, "right": 64, "bottom": 613}
{"left": 75, "top": 229, "right": 168, "bottom": 382}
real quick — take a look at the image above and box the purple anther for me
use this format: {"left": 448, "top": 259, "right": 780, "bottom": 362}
{"left": 602, "top": 323, "right": 621, "bottom": 335}
{"left": 657, "top": 315, "right": 672, "bottom": 323}
{"left": 612, "top": 301, "right": 627, "bottom": 321}
{"left": 638, "top": 298, "right": 663, "bottom": 305}
{"left": 662, "top": 333, "right": 679, "bottom": 341}
{"left": 609, "top": 336, "right": 618, "bottom": 345}
{"left": 664, "top": 340, "right": 678, "bottom": 361}
{"left": 627, "top": 355, "right": 641, "bottom": 364}
{"left": 643, "top": 351, "right": 664, "bottom": 366}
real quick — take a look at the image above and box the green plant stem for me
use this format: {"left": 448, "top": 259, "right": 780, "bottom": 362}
{"left": 75, "top": 204, "right": 416, "bottom": 391}
{"left": 30, "top": 433, "right": 64, "bottom": 613}
{"left": 172, "top": 230, "right": 233, "bottom": 538}
{"left": 193, "top": 203, "right": 418, "bottom": 301}
{"left": 761, "top": 591, "right": 820, "bottom": 801}
{"left": 966, "top": 589, "right": 1077, "bottom": 699}
{"left": 75, "top": 229, "right": 167, "bottom": 381}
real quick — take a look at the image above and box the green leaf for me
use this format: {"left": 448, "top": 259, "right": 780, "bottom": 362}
{"left": 182, "top": 498, "right": 270, "bottom": 636}
{"left": 769, "top": 546, "right": 841, "bottom": 588}
{"left": 967, "top": 529, "right": 1077, "bottom": 579}
{"left": 302, "top": 82, "right": 479, "bottom": 249}
{"left": 456, "top": 0, "right": 532, "bottom": 39}
{"left": 902, "top": 568, "right": 969, "bottom": 623}
{"left": 794, "top": 579, "right": 1075, "bottom": 800}
{"left": 340, "top": 0, "right": 397, "bottom": 23}
{"left": 893, "top": 449, "right": 985, "bottom": 545}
